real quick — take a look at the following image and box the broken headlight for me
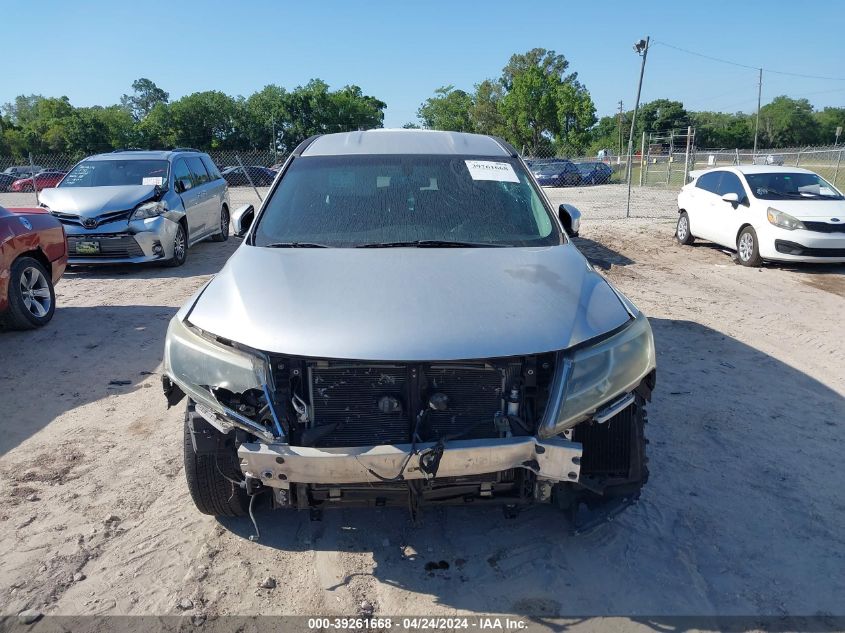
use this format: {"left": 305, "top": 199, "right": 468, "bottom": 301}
{"left": 552, "top": 313, "right": 655, "bottom": 432}
{"left": 163, "top": 316, "right": 269, "bottom": 409}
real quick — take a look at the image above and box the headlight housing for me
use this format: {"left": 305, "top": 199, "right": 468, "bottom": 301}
{"left": 163, "top": 317, "right": 268, "bottom": 405}
{"left": 133, "top": 200, "right": 167, "bottom": 220}
{"left": 767, "top": 208, "right": 805, "bottom": 231}
{"left": 548, "top": 314, "right": 655, "bottom": 434}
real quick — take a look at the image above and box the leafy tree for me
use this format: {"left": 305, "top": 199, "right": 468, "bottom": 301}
{"left": 167, "top": 91, "right": 242, "bottom": 149}
{"left": 121, "top": 78, "right": 169, "bottom": 121}
{"left": 814, "top": 107, "right": 845, "bottom": 145}
{"left": 471, "top": 79, "right": 505, "bottom": 137}
{"left": 689, "top": 111, "right": 752, "bottom": 148}
{"left": 417, "top": 85, "right": 475, "bottom": 132}
{"left": 636, "top": 99, "right": 689, "bottom": 137}
{"left": 758, "top": 96, "right": 819, "bottom": 147}
{"left": 402, "top": 122, "right": 421, "bottom": 129}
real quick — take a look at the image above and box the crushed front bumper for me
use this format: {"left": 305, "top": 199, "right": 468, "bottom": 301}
{"left": 238, "top": 436, "right": 582, "bottom": 487}
{"left": 64, "top": 216, "right": 179, "bottom": 264}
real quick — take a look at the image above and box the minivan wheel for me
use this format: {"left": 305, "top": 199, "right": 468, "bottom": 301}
{"left": 164, "top": 223, "right": 188, "bottom": 267}
{"left": 183, "top": 402, "right": 249, "bottom": 517}
{"left": 676, "top": 212, "right": 694, "bottom": 245}
{"left": 211, "top": 206, "right": 229, "bottom": 242}
{"left": 1, "top": 256, "right": 55, "bottom": 329}
{"left": 737, "top": 226, "right": 762, "bottom": 266}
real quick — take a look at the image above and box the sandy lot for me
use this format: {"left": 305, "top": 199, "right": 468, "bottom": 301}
{"left": 1, "top": 185, "right": 844, "bottom": 626}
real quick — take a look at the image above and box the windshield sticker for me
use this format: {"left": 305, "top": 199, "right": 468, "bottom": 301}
{"left": 465, "top": 160, "right": 519, "bottom": 183}
{"left": 143, "top": 176, "right": 163, "bottom": 186}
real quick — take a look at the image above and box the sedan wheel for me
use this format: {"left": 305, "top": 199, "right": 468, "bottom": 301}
{"left": 676, "top": 211, "right": 694, "bottom": 245}
{"left": 1, "top": 256, "right": 55, "bottom": 329}
{"left": 737, "top": 226, "right": 762, "bottom": 267}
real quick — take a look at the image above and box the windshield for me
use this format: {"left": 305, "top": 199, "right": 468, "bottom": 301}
{"left": 745, "top": 172, "right": 843, "bottom": 200}
{"left": 252, "top": 155, "right": 561, "bottom": 248}
{"left": 533, "top": 163, "right": 567, "bottom": 175}
{"left": 60, "top": 160, "right": 170, "bottom": 188}
{"left": 576, "top": 163, "right": 597, "bottom": 172}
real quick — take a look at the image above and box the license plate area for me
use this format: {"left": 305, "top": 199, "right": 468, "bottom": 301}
{"left": 75, "top": 240, "right": 100, "bottom": 255}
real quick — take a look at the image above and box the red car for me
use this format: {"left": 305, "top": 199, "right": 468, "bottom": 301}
{"left": 11, "top": 171, "right": 67, "bottom": 192}
{"left": 0, "top": 206, "right": 67, "bottom": 329}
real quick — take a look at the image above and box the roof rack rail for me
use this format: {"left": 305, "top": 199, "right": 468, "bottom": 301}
{"left": 110, "top": 148, "right": 147, "bottom": 152}
{"left": 171, "top": 147, "right": 202, "bottom": 153}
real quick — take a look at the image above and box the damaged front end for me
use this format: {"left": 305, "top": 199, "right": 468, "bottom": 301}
{"left": 163, "top": 311, "right": 655, "bottom": 518}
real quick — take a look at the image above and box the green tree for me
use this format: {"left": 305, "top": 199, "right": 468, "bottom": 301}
{"left": 636, "top": 99, "right": 689, "bottom": 137}
{"left": 758, "top": 96, "right": 819, "bottom": 147}
{"left": 121, "top": 78, "right": 170, "bottom": 121}
{"left": 689, "top": 111, "right": 753, "bottom": 148}
{"left": 814, "top": 107, "right": 845, "bottom": 145}
{"left": 167, "top": 91, "right": 242, "bottom": 149}
{"left": 471, "top": 79, "right": 505, "bottom": 136}
{"left": 417, "top": 85, "right": 475, "bottom": 132}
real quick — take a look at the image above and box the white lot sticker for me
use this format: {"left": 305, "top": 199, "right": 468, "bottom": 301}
{"left": 465, "top": 160, "right": 519, "bottom": 183}
{"left": 142, "top": 177, "right": 163, "bottom": 186}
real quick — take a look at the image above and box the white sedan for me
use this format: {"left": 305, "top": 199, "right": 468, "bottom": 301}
{"left": 676, "top": 165, "right": 845, "bottom": 266}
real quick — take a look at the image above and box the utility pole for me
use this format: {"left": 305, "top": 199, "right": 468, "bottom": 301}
{"left": 753, "top": 67, "right": 762, "bottom": 156}
{"left": 617, "top": 100, "right": 624, "bottom": 159}
{"left": 626, "top": 36, "right": 649, "bottom": 218}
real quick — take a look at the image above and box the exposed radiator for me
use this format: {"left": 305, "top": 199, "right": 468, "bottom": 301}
{"left": 572, "top": 403, "right": 635, "bottom": 478}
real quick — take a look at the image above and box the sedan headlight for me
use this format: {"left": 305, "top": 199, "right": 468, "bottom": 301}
{"left": 550, "top": 314, "right": 655, "bottom": 434}
{"left": 133, "top": 200, "right": 167, "bottom": 220}
{"left": 767, "top": 208, "right": 805, "bottom": 231}
{"left": 164, "top": 317, "right": 268, "bottom": 404}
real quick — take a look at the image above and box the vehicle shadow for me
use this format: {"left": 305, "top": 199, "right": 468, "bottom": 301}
{"left": 571, "top": 236, "right": 634, "bottom": 269}
{"left": 62, "top": 237, "right": 240, "bottom": 280}
{"left": 0, "top": 304, "right": 177, "bottom": 456}
{"left": 219, "top": 317, "right": 845, "bottom": 619}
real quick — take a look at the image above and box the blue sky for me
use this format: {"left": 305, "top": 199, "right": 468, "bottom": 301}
{"left": 5, "top": 0, "right": 844, "bottom": 128}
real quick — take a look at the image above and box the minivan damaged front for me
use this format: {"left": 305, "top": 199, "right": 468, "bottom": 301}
{"left": 162, "top": 130, "right": 657, "bottom": 520}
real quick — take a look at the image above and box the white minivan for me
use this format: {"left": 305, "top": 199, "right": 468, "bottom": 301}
{"left": 676, "top": 165, "right": 845, "bottom": 266}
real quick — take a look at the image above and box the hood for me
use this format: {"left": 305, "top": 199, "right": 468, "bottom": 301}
{"left": 760, "top": 198, "right": 845, "bottom": 220}
{"left": 39, "top": 185, "right": 158, "bottom": 217}
{"left": 186, "top": 244, "right": 632, "bottom": 361}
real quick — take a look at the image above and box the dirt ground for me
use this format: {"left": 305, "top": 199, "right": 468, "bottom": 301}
{"left": 1, "top": 185, "right": 844, "bottom": 627}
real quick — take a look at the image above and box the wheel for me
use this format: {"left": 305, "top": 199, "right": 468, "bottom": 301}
{"left": 163, "top": 222, "right": 187, "bottom": 267}
{"left": 1, "top": 256, "right": 55, "bottom": 329}
{"left": 676, "top": 211, "right": 695, "bottom": 245}
{"left": 183, "top": 402, "right": 249, "bottom": 517}
{"left": 737, "top": 226, "right": 762, "bottom": 266}
{"left": 210, "top": 206, "right": 229, "bottom": 242}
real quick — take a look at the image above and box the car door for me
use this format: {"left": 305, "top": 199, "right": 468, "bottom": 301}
{"left": 712, "top": 171, "right": 751, "bottom": 248}
{"left": 186, "top": 156, "right": 216, "bottom": 239}
{"left": 686, "top": 171, "right": 723, "bottom": 242}
{"left": 201, "top": 155, "right": 227, "bottom": 225}
{"left": 172, "top": 158, "right": 205, "bottom": 238}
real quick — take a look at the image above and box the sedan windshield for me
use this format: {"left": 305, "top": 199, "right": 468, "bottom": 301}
{"left": 253, "top": 155, "right": 561, "bottom": 247}
{"left": 533, "top": 163, "right": 567, "bottom": 175}
{"left": 60, "top": 160, "right": 170, "bottom": 188}
{"left": 745, "top": 172, "right": 843, "bottom": 200}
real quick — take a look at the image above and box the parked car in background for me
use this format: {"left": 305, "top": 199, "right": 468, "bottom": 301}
{"left": 753, "top": 154, "right": 785, "bottom": 166}
{"left": 10, "top": 170, "right": 67, "bottom": 192}
{"left": 576, "top": 162, "right": 613, "bottom": 185}
{"left": 220, "top": 165, "right": 277, "bottom": 187}
{"left": 530, "top": 160, "right": 582, "bottom": 187}
{"left": 0, "top": 205, "right": 67, "bottom": 329}
{"left": 676, "top": 166, "right": 845, "bottom": 265}
{"left": 3, "top": 165, "right": 45, "bottom": 179}
{"left": 162, "top": 129, "right": 655, "bottom": 520}
{"left": 0, "top": 173, "right": 19, "bottom": 192}
{"left": 38, "top": 150, "right": 230, "bottom": 266}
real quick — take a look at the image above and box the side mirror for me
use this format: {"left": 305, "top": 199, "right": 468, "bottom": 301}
{"left": 232, "top": 204, "right": 255, "bottom": 237}
{"left": 558, "top": 204, "right": 581, "bottom": 237}
{"left": 175, "top": 178, "right": 192, "bottom": 193}
{"left": 721, "top": 192, "right": 740, "bottom": 205}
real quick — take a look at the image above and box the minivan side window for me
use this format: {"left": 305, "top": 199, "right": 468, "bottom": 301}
{"left": 172, "top": 159, "right": 192, "bottom": 189}
{"left": 695, "top": 171, "right": 722, "bottom": 194}
{"left": 187, "top": 156, "right": 210, "bottom": 186}
{"left": 201, "top": 155, "right": 222, "bottom": 181}
{"left": 717, "top": 172, "right": 747, "bottom": 202}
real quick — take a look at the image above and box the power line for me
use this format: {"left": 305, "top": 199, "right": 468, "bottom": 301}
{"left": 653, "top": 40, "right": 845, "bottom": 81}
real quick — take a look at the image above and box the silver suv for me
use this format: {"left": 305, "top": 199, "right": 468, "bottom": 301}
{"left": 39, "top": 149, "right": 231, "bottom": 266}
{"left": 162, "top": 130, "right": 656, "bottom": 522}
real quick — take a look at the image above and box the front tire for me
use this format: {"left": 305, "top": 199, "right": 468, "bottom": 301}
{"left": 737, "top": 226, "right": 762, "bottom": 266}
{"left": 163, "top": 222, "right": 188, "bottom": 267}
{"left": 183, "top": 403, "right": 249, "bottom": 517}
{"left": 1, "top": 256, "right": 55, "bottom": 329}
{"left": 210, "top": 206, "right": 229, "bottom": 242}
{"left": 676, "top": 211, "right": 695, "bottom": 245}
